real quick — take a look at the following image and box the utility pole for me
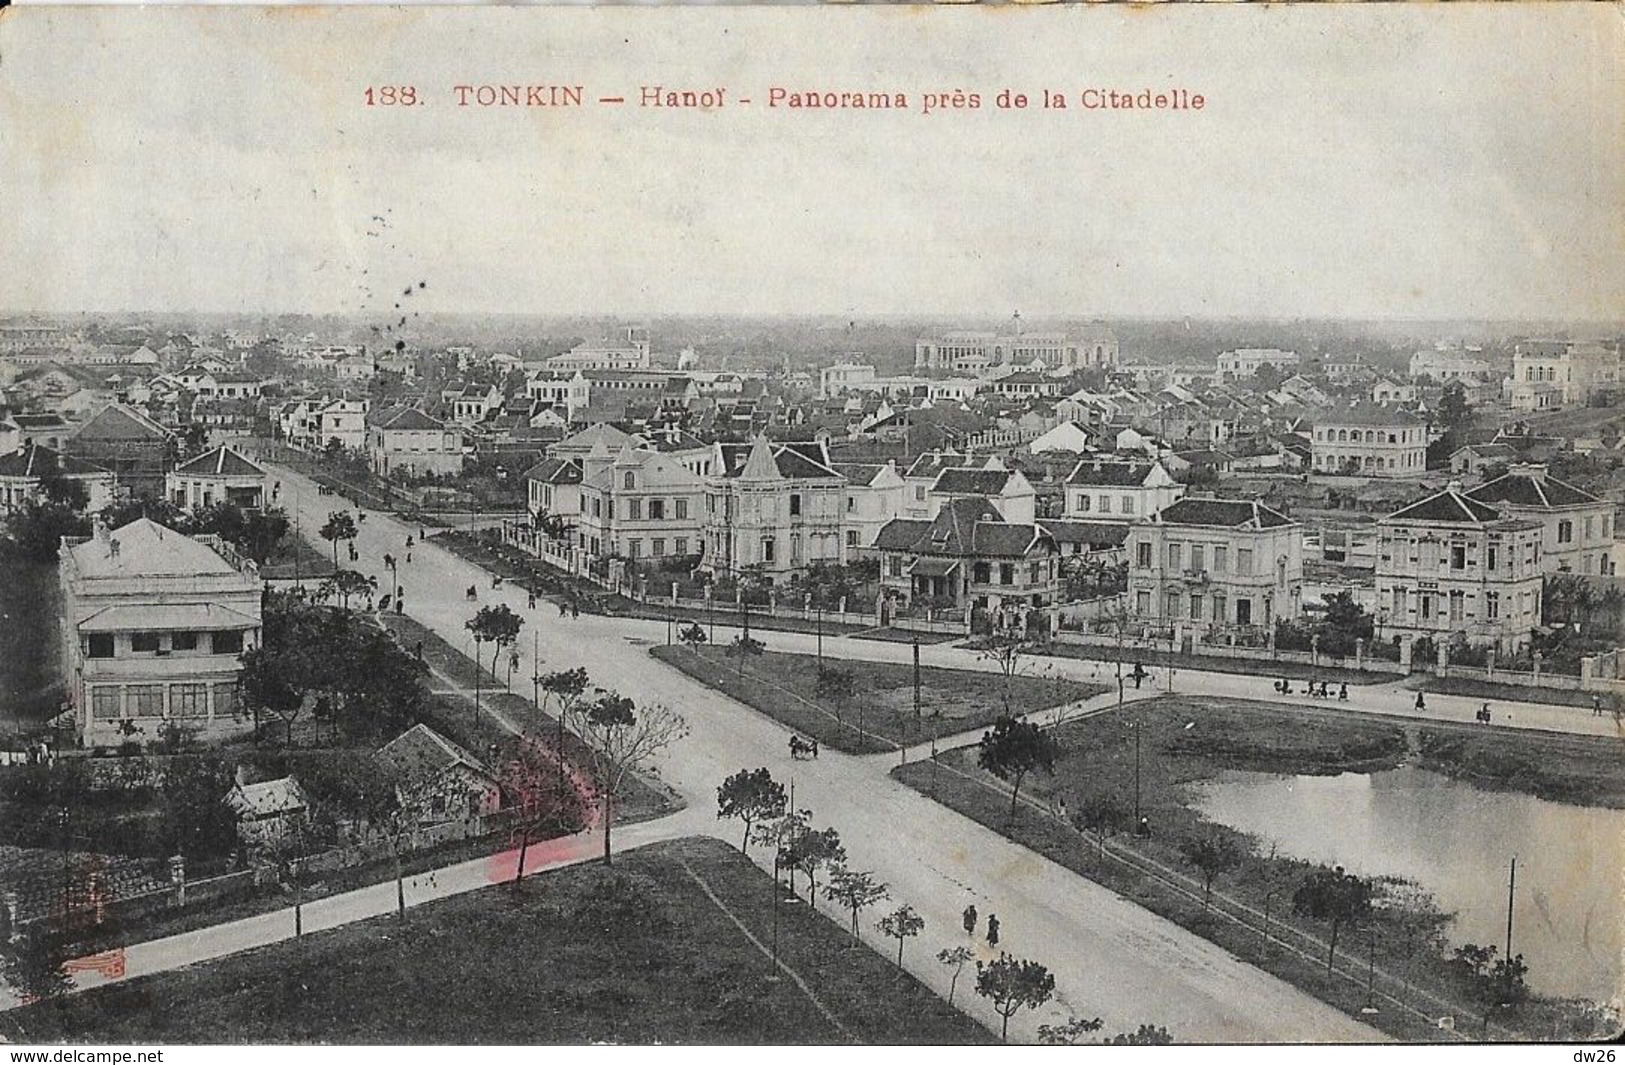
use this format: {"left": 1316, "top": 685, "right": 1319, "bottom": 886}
{"left": 1505, "top": 855, "right": 1517, "bottom": 1002}
{"left": 912, "top": 634, "right": 922, "bottom": 730}
{"left": 1133, "top": 718, "right": 1142, "bottom": 829}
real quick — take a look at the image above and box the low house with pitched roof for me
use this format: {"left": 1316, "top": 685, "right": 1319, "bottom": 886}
{"left": 0, "top": 443, "right": 116, "bottom": 514}
{"left": 224, "top": 776, "right": 309, "bottom": 845}
{"left": 366, "top": 406, "right": 465, "bottom": 478}
{"left": 1467, "top": 463, "right": 1617, "bottom": 577}
{"left": 62, "top": 402, "right": 173, "bottom": 498}
{"left": 166, "top": 445, "right": 268, "bottom": 510}
{"left": 376, "top": 724, "right": 502, "bottom": 825}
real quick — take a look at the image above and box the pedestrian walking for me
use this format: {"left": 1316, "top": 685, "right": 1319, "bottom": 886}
{"left": 558, "top": 600, "right": 568, "bottom": 618}
{"left": 985, "top": 914, "right": 1000, "bottom": 948}
{"left": 1594, "top": 695, "right": 1603, "bottom": 717}
{"left": 962, "top": 904, "right": 978, "bottom": 937}
{"left": 1415, "top": 691, "right": 1427, "bottom": 712}
{"left": 571, "top": 600, "right": 579, "bottom": 619}
{"left": 527, "top": 590, "right": 537, "bottom": 610}
{"left": 405, "top": 551, "right": 412, "bottom": 563}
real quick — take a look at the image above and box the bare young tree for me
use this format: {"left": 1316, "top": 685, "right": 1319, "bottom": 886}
{"left": 564, "top": 690, "right": 688, "bottom": 865}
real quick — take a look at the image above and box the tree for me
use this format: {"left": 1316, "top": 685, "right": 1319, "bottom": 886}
{"left": 875, "top": 903, "right": 925, "bottom": 969}
{"left": 1292, "top": 865, "right": 1372, "bottom": 975}
{"left": 678, "top": 622, "right": 708, "bottom": 652}
{"left": 39, "top": 473, "right": 89, "bottom": 512}
{"left": 814, "top": 666, "right": 857, "bottom": 739}
{"left": 1371, "top": 878, "right": 1451, "bottom": 997}
{"left": 0, "top": 927, "right": 71, "bottom": 1004}
{"left": 716, "top": 767, "right": 787, "bottom": 853}
{"left": 1073, "top": 791, "right": 1128, "bottom": 861}
{"left": 500, "top": 732, "right": 589, "bottom": 887}
{"left": 6, "top": 499, "right": 91, "bottom": 561}
{"left": 977, "top": 714, "right": 1060, "bottom": 821}
{"left": 1437, "top": 380, "right": 1475, "bottom": 435}
{"left": 1180, "top": 834, "right": 1243, "bottom": 908}
{"left": 565, "top": 690, "right": 688, "bottom": 864}
{"left": 317, "top": 568, "right": 377, "bottom": 612}
{"left": 318, "top": 510, "right": 357, "bottom": 570}
{"left": 155, "top": 756, "right": 240, "bottom": 860}
{"left": 466, "top": 604, "right": 523, "bottom": 716}
{"left": 1037, "top": 1015, "right": 1105, "bottom": 1045}
{"left": 825, "top": 867, "right": 888, "bottom": 943}
{"left": 1316, "top": 590, "right": 1374, "bottom": 658}
{"left": 1105, "top": 1024, "right": 1174, "bottom": 1045}
{"left": 727, "top": 633, "right": 764, "bottom": 674}
{"left": 783, "top": 824, "right": 845, "bottom": 902}
{"left": 979, "top": 631, "right": 1032, "bottom": 712}
{"left": 975, "top": 953, "right": 1056, "bottom": 1042}
{"left": 936, "top": 946, "right": 974, "bottom": 1005}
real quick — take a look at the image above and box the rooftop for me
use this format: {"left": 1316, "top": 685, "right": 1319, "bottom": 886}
{"left": 172, "top": 445, "right": 266, "bottom": 478}
{"left": 67, "top": 518, "right": 239, "bottom": 579}
{"left": 1155, "top": 498, "right": 1295, "bottom": 529}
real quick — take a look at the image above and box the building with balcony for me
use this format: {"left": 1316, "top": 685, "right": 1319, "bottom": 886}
{"left": 1507, "top": 340, "right": 1622, "bottom": 411}
{"left": 914, "top": 326, "right": 1117, "bottom": 375}
{"left": 875, "top": 496, "right": 1060, "bottom": 621}
{"left": 577, "top": 445, "right": 706, "bottom": 563}
{"left": 1310, "top": 407, "right": 1428, "bottom": 477}
{"left": 1375, "top": 484, "right": 1544, "bottom": 653}
{"left": 166, "top": 445, "right": 268, "bottom": 510}
{"left": 59, "top": 517, "right": 263, "bottom": 747}
{"left": 701, "top": 437, "right": 846, "bottom": 582}
{"left": 1466, "top": 463, "right": 1617, "bottom": 576}
{"left": 1126, "top": 497, "right": 1302, "bottom": 631}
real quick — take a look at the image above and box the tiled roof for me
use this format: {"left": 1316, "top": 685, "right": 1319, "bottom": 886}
{"left": 876, "top": 497, "right": 1047, "bottom": 558}
{"left": 874, "top": 518, "right": 932, "bottom": 552}
{"left": 1317, "top": 406, "right": 1426, "bottom": 427}
{"left": 932, "top": 468, "right": 1016, "bottom": 495}
{"left": 68, "top": 518, "right": 237, "bottom": 578}
{"left": 377, "top": 723, "right": 494, "bottom": 789}
{"left": 1037, "top": 519, "right": 1132, "bottom": 548}
{"left": 172, "top": 445, "right": 265, "bottom": 478}
{"left": 904, "top": 451, "right": 968, "bottom": 479}
{"left": 522, "top": 456, "right": 583, "bottom": 484}
{"left": 1467, "top": 473, "right": 1599, "bottom": 509}
{"left": 374, "top": 407, "right": 446, "bottom": 431}
{"left": 71, "top": 403, "right": 170, "bottom": 442}
{"left": 1156, "top": 498, "right": 1294, "bottom": 529}
{"left": 0, "top": 444, "right": 110, "bottom": 479}
{"left": 224, "top": 777, "right": 307, "bottom": 819}
{"left": 1065, "top": 459, "right": 1152, "bottom": 487}
{"left": 1385, "top": 489, "right": 1505, "bottom": 525}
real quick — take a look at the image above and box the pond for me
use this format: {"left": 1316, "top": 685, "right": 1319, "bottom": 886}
{"left": 1188, "top": 765, "right": 1625, "bottom": 1003}
{"left": 0, "top": 557, "right": 63, "bottom": 733}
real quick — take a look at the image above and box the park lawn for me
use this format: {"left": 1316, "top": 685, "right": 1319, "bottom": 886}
{"left": 3, "top": 837, "right": 992, "bottom": 1045}
{"left": 1023, "top": 638, "right": 1392, "bottom": 686}
{"left": 651, "top": 645, "right": 1099, "bottom": 755}
{"left": 894, "top": 696, "right": 1617, "bottom": 1043}
{"left": 1416, "top": 725, "right": 1625, "bottom": 809}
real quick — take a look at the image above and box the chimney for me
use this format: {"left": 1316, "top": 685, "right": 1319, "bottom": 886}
{"left": 1510, "top": 462, "right": 1547, "bottom": 483}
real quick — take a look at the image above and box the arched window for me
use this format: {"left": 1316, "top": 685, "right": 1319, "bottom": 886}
{"left": 623, "top": 471, "right": 635, "bottom": 489}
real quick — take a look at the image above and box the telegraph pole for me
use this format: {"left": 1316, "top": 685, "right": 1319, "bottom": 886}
{"left": 1505, "top": 855, "right": 1517, "bottom": 1002}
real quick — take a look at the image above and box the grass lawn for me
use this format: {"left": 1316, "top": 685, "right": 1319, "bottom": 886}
{"left": 256, "top": 532, "right": 335, "bottom": 581}
{"left": 1416, "top": 725, "right": 1625, "bottom": 809}
{"left": 1027, "top": 638, "right": 1393, "bottom": 686}
{"left": 651, "top": 645, "right": 1099, "bottom": 755}
{"left": 893, "top": 695, "right": 1617, "bottom": 1043}
{"left": 1409, "top": 674, "right": 1605, "bottom": 711}
{"left": 3, "top": 837, "right": 992, "bottom": 1045}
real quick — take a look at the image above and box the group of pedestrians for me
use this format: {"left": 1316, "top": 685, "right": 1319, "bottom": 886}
{"left": 962, "top": 904, "right": 1000, "bottom": 948}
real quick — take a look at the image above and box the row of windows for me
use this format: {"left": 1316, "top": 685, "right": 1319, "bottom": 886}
{"left": 1071, "top": 493, "right": 1138, "bottom": 515}
{"left": 1556, "top": 516, "right": 1612, "bottom": 543}
{"left": 1134, "top": 588, "right": 1267, "bottom": 627}
{"left": 1135, "top": 541, "right": 1256, "bottom": 575}
{"left": 1380, "top": 539, "right": 1537, "bottom": 572}
{"left": 85, "top": 630, "right": 245, "bottom": 659}
{"left": 1387, "top": 587, "right": 1537, "bottom": 623}
{"left": 88, "top": 681, "right": 239, "bottom": 721}
{"left": 1315, "top": 428, "right": 1419, "bottom": 444}
{"left": 621, "top": 537, "right": 690, "bottom": 559}
{"left": 1315, "top": 452, "right": 1422, "bottom": 470}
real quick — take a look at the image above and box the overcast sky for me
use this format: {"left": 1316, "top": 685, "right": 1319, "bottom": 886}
{"left": 3, "top": 5, "right": 1622, "bottom": 322}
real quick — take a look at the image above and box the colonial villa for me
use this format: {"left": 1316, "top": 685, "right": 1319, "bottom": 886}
{"left": 0, "top": 443, "right": 117, "bottom": 514}
{"left": 59, "top": 517, "right": 263, "bottom": 747}
{"left": 875, "top": 496, "right": 1061, "bottom": 621}
{"left": 1375, "top": 484, "right": 1545, "bottom": 653}
{"left": 1126, "top": 497, "right": 1303, "bottom": 632}
{"left": 1310, "top": 408, "right": 1428, "bottom": 477}
{"left": 1466, "top": 464, "right": 1618, "bottom": 577}
{"left": 166, "top": 445, "right": 268, "bottom": 510}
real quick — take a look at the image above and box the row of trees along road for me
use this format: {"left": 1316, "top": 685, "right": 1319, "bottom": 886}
{"left": 970, "top": 700, "right": 1532, "bottom": 1036}
{"left": 715, "top": 765, "right": 1170, "bottom": 1043}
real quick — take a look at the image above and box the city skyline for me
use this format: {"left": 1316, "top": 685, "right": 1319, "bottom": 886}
{"left": 4, "top": 7, "right": 1623, "bottom": 323}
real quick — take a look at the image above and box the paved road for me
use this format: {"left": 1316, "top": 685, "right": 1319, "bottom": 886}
{"left": 259, "top": 463, "right": 1385, "bottom": 1043}
{"left": 41, "top": 460, "right": 1606, "bottom": 1040}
